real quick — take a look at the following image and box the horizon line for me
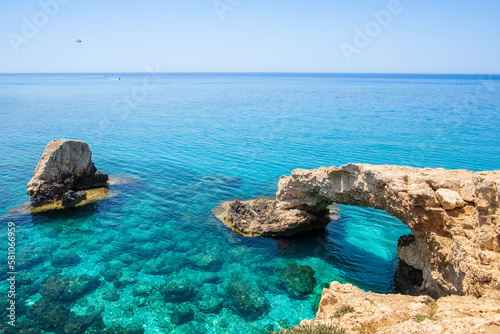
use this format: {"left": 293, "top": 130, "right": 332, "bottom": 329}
{"left": 1, "top": 71, "right": 499, "bottom": 76}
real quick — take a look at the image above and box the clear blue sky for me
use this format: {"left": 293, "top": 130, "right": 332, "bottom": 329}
{"left": 1, "top": 0, "right": 499, "bottom": 73}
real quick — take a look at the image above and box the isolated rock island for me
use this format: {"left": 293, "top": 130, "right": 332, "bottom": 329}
{"left": 216, "top": 163, "right": 500, "bottom": 332}
{"left": 26, "top": 139, "right": 110, "bottom": 210}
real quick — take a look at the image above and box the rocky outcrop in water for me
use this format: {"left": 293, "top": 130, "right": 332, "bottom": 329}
{"left": 26, "top": 139, "right": 108, "bottom": 205}
{"left": 217, "top": 163, "right": 500, "bottom": 300}
{"left": 214, "top": 198, "right": 330, "bottom": 236}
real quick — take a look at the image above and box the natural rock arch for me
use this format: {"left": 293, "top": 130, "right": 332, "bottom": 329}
{"left": 217, "top": 163, "right": 500, "bottom": 299}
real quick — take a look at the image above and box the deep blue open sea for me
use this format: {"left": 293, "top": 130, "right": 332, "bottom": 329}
{"left": 1, "top": 73, "right": 499, "bottom": 333}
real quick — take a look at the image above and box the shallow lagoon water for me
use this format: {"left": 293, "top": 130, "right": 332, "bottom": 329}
{"left": 1, "top": 73, "right": 500, "bottom": 333}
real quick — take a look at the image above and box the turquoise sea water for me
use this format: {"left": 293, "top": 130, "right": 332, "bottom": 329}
{"left": 1, "top": 73, "right": 499, "bottom": 333}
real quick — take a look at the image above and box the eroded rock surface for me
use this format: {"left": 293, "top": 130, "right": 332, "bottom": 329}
{"left": 301, "top": 282, "right": 500, "bottom": 334}
{"left": 27, "top": 139, "right": 109, "bottom": 205}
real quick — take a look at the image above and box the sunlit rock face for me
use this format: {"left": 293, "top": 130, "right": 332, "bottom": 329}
{"left": 27, "top": 139, "right": 109, "bottom": 205}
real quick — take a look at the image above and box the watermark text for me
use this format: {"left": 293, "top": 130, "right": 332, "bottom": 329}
{"left": 7, "top": 0, "right": 71, "bottom": 53}
{"left": 6, "top": 222, "right": 16, "bottom": 327}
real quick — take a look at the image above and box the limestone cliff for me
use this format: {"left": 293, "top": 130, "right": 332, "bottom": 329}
{"left": 27, "top": 139, "right": 109, "bottom": 205}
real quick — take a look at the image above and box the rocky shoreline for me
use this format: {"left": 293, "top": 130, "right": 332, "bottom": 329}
{"left": 216, "top": 163, "right": 500, "bottom": 332}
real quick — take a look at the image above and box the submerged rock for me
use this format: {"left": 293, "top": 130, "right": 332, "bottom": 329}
{"left": 103, "top": 290, "right": 120, "bottom": 302}
{"left": 51, "top": 253, "right": 82, "bottom": 268}
{"left": 197, "top": 284, "right": 226, "bottom": 313}
{"left": 0, "top": 320, "right": 41, "bottom": 334}
{"left": 39, "top": 274, "right": 102, "bottom": 302}
{"left": 170, "top": 303, "right": 195, "bottom": 325}
{"left": 132, "top": 283, "right": 154, "bottom": 297}
{"left": 278, "top": 264, "right": 317, "bottom": 298}
{"left": 63, "top": 313, "right": 105, "bottom": 334}
{"left": 189, "top": 251, "right": 224, "bottom": 271}
{"left": 17, "top": 248, "right": 46, "bottom": 270}
{"left": 197, "top": 296, "right": 225, "bottom": 314}
{"left": 227, "top": 278, "right": 269, "bottom": 319}
{"left": 100, "top": 267, "right": 123, "bottom": 282}
{"left": 159, "top": 279, "right": 198, "bottom": 302}
{"left": 28, "top": 298, "right": 103, "bottom": 333}
{"left": 113, "top": 279, "right": 135, "bottom": 289}
{"left": 26, "top": 139, "right": 109, "bottom": 205}
{"left": 144, "top": 255, "right": 182, "bottom": 275}
{"left": 28, "top": 298, "right": 70, "bottom": 331}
